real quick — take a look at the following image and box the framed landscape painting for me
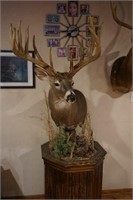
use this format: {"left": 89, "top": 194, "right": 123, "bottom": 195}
{"left": 0, "top": 51, "right": 35, "bottom": 88}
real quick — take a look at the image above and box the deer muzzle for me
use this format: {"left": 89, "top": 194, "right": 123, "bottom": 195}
{"left": 65, "top": 91, "right": 76, "bottom": 103}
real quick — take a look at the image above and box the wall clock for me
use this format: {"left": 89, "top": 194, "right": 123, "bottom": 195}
{"left": 44, "top": 1, "right": 100, "bottom": 60}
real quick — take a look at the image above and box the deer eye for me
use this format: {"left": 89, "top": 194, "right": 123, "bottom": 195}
{"left": 71, "top": 82, "right": 74, "bottom": 86}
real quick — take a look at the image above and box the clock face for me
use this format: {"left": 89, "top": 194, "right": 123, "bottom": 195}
{"left": 67, "top": 25, "right": 79, "bottom": 37}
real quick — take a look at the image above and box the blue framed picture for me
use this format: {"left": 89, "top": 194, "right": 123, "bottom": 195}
{"left": 46, "top": 14, "right": 60, "bottom": 23}
{"left": 44, "top": 25, "right": 60, "bottom": 36}
{"left": 0, "top": 51, "right": 35, "bottom": 88}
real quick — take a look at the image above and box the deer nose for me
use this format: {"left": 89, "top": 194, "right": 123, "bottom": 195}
{"left": 67, "top": 93, "right": 76, "bottom": 102}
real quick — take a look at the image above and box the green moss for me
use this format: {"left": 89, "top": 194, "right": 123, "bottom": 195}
{"left": 52, "top": 130, "right": 73, "bottom": 158}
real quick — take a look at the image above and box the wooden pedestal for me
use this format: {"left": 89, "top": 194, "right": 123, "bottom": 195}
{"left": 41, "top": 141, "right": 106, "bottom": 199}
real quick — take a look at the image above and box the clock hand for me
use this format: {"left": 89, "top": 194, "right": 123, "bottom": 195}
{"left": 71, "top": 28, "right": 78, "bottom": 33}
{"left": 67, "top": 32, "right": 71, "bottom": 36}
{"left": 67, "top": 28, "right": 78, "bottom": 36}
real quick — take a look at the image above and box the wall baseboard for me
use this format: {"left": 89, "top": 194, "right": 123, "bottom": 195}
{"left": 102, "top": 188, "right": 132, "bottom": 199}
{"left": 1, "top": 194, "right": 44, "bottom": 199}
{"left": 1, "top": 188, "right": 132, "bottom": 199}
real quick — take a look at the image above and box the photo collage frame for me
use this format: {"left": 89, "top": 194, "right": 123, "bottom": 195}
{"left": 44, "top": 1, "right": 100, "bottom": 61}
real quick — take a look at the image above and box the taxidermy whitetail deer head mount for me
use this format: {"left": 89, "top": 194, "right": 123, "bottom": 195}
{"left": 10, "top": 19, "right": 101, "bottom": 131}
{"left": 110, "top": 1, "right": 132, "bottom": 93}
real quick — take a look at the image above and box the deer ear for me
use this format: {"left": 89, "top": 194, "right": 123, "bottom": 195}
{"left": 34, "top": 67, "right": 48, "bottom": 80}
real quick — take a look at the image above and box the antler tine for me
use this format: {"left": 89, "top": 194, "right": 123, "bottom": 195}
{"left": 10, "top": 21, "right": 56, "bottom": 76}
{"left": 69, "top": 55, "right": 74, "bottom": 73}
{"left": 10, "top": 24, "right": 18, "bottom": 53}
{"left": 33, "top": 35, "right": 47, "bottom": 64}
{"left": 69, "top": 36, "right": 85, "bottom": 74}
{"left": 49, "top": 47, "right": 53, "bottom": 67}
{"left": 10, "top": 24, "right": 14, "bottom": 46}
{"left": 17, "top": 21, "right": 24, "bottom": 53}
{"left": 33, "top": 35, "right": 56, "bottom": 75}
{"left": 24, "top": 25, "right": 29, "bottom": 54}
{"left": 79, "top": 36, "right": 86, "bottom": 61}
{"left": 110, "top": 1, "right": 132, "bottom": 30}
{"left": 69, "top": 16, "right": 101, "bottom": 77}
{"left": 69, "top": 60, "right": 74, "bottom": 72}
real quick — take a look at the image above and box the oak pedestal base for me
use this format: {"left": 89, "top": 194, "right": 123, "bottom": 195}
{"left": 41, "top": 141, "right": 106, "bottom": 199}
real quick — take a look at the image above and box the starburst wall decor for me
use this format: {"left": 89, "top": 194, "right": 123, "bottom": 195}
{"left": 44, "top": 1, "right": 100, "bottom": 60}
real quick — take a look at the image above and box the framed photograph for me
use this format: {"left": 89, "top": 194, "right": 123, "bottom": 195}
{"left": 68, "top": 45, "right": 78, "bottom": 61}
{"left": 57, "top": 3, "right": 67, "bottom": 14}
{"left": 80, "top": 4, "right": 89, "bottom": 15}
{"left": 86, "top": 15, "right": 99, "bottom": 25}
{"left": 57, "top": 48, "right": 67, "bottom": 57}
{"left": 47, "top": 39, "right": 60, "bottom": 47}
{"left": 68, "top": 1, "right": 79, "bottom": 17}
{"left": 0, "top": 51, "right": 35, "bottom": 88}
{"left": 46, "top": 14, "right": 60, "bottom": 23}
{"left": 44, "top": 25, "right": 60, "bottom": 36}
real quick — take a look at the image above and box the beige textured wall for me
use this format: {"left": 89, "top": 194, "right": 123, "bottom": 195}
{"left": 1, "top": 1, "right": 132, "bottom": 196}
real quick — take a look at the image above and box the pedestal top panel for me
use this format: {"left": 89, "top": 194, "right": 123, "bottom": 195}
{"left": 41, "top": 141, "right": 106, "bottom": 173}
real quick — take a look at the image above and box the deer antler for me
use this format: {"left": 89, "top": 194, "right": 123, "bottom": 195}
{"left": 110, "top": 1, "right": 132, "bottom": 30}
{"left": 10, "top": 21, "right": 56, "bottom": 76}
{"left": 69, "top": 17, "right": 101, "bottom": 77}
